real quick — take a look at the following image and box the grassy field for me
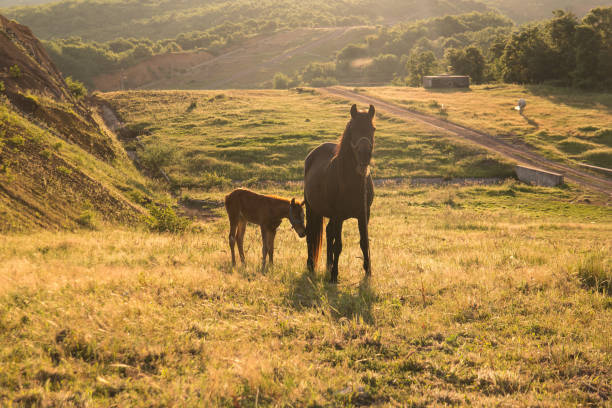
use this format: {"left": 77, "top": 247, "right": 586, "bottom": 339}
{"left": 2, "top": 87, "right": 610, "bottom": 406}
{"left": 1, "top": 182, "right": 610, "bottom": 406}
{"left": 100, "top": 89, "right": 515, "bottom": 191}
{"left": 358, "top": 85, "right": 612, "bottom": 170}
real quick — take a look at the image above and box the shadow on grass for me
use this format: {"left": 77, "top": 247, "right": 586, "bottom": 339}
{"left": 424, "top": 87, "right": 472, "bottom": 94}
{"left": 521, "top": 114, "right": 539, "bottom": 129}
{"left": 525, "top": 85, "right": 612, "bottom": 111}
{"left": 285, "top": 269, "right": 377, "bottom": 323}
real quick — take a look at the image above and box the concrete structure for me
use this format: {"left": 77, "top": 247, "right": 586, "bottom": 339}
{"left": 515, "top": 165, "right": 564, "bottom": 187}
{"left": 423, "top": 75, "right": 470, "bottom": 89}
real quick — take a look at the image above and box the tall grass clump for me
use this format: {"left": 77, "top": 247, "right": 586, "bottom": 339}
{"left": 576, "top": 251, "right": 611, "bottom": 295}
{"left": 144, "top": 204, "right": 191, "bottom": 233}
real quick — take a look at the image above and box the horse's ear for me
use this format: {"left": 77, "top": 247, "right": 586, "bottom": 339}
{"left": 301, "top": 201, "right": 305, "bottom": 207}
{"left": 291, "top": 198, "right": 296, "bottom": 205}
{"left": 368, "top": 104, "right": 375, "bottom": 118}
{"left": 350, "top": 104, "right": 357, "bottom": 118}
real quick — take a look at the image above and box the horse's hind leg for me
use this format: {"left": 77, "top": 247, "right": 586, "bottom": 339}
{"left": 236, "top": 219, "right": 247, "bottom": 265}
{"left": 227, "top": 214, "right": 238, "bottom": 266}
{"left": 306, "top": 201, "right": 324, "bottom": 272}
{"left": 326, "top": 220, "right": 336, "bottom": 271}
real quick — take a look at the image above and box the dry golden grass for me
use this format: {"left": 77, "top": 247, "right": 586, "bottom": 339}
{"left": 359, "top": 84, "right": 612, "bottom": 168}
{"left": 1, "top": 182, "right": 610, "bottom": 406}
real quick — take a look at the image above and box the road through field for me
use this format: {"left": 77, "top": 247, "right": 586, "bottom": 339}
{"left": 323, "top": 86, "right": 612, "bottom": 197}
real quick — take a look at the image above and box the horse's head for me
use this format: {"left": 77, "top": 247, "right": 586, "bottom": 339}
{"left": 289, "top": 198, "right": 306, "bottom": 238}
{"left": 348, "top": 104, "right": 376, "bottom": 175}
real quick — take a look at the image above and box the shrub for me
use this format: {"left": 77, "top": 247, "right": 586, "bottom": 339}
{"left": 65, "top": 76, "right": 87, "bottom": 99}
{"left": 9, "top": 65, "right": 21, "bottom": 78}
{"left": 76, "top": 210, "right": 98, "bottom": 230}
{"left": 273, "top": 72, "right": 290, "bottom": 89}
{"left": 144, "top": 204, "right": 191, "bottom": 233}
{"left": 0, "top": 81, "right": 4, "bottom": 92}
{"left": 308, "top": 76, "right": 338, "bottom": 87}
{"left": 201, "top": 170, "right": 230, "bottom": 189}
{"left": 7, "top": 136, "right": 25, "bottom": 148}
{"left": 140, "top": 144, "right": 176, "bottom": 172}
{"left": 56, "top": 165, "right": 73, "bottom": 176}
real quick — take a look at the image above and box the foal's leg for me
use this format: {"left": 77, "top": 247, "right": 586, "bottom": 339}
{"left": 330, "top": 220, "right": 343, "bottom": 283}
{"left": 228, "top": 216, "right": 238, "bottom": 266}
{"left": 267, "top": 228, "right": 277, "bottom": 266}
{"left": 358, "top": 215, "right": 371, "bottom": 276}
{"left": 236, "top": 219, "right": 247, "bottom": 265}
{"left": 260, "top": 226, "right": 268, "bottom": 270}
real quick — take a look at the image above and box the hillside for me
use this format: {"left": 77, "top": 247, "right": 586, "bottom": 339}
{"left": 134, "top": 26, "right": 376, "bottom": 91}
{"left": 1, "top": 0, "right": 492, "bottom": 42}
{"left": 481, "top": 0, "right": 612, "bottom": 22}
{"left": 0, "top": 0, "right": 49, "bottom": 6}
{"left": 0, "top": 14, "right": 151, "bottom": 231}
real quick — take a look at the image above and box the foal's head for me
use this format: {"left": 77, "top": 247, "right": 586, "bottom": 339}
{"left": 288, "top": 198, "right": 306, "bottom": 238}
{"left": 342, "top": 104, "right": 376, "bottom": 175}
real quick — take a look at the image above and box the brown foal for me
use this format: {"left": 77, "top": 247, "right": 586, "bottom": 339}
{"left": 225, "top": 188, "right": 306, "bottom": 269}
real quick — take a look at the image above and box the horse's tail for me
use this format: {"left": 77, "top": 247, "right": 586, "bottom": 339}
{"left": 305, "top": 201, "right": 323, "bottom": 271}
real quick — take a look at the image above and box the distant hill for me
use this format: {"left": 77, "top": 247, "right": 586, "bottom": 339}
{"left": 0, "top": 0, "right": 49, "bottom": 7}
{"left": 0, "top": 14, "right": 149, "bottom": 231}
{"left": 480, "top": 0, "right": 612, "bottom": 22}
{"left": 2, "top": 0, "right": 492, "bottom": 42}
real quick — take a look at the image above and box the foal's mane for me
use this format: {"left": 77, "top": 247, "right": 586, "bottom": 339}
{"left": 265, "top": 194, "right": 291, "bottom": 204}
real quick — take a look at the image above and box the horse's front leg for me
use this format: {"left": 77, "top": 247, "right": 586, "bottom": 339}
{"left": 330, "top": 220, "right": 343, "bottom": 283}
{"left": 358, "top": 215, "right": 371, "bottom": 276}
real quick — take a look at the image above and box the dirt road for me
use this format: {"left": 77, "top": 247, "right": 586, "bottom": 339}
{"left": 323, "top": 87, "right": 612, "bottom": 197}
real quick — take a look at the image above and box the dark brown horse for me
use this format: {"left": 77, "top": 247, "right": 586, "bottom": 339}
{"left": 225, "top": 188, "right": 306, "bottom": 269}
{"left": 304, "top": 104, "right": 375, "bottom": 283}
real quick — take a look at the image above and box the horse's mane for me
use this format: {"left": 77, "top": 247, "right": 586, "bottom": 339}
{"left": 334, "top": 119, "right": 353, "bottom": 158}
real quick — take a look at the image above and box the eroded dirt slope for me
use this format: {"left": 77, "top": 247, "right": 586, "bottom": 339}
{"left": 0, "top": 14, "right": 147, "bottom": 231}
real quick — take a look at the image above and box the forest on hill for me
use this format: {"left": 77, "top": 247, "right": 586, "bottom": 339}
{"left": 287, "top": 7, "right": 612, "bottom": 90}
{"left": 0, "top": 0, "right": 491, "bottom": 87}
{"left": 2, "top": 0, "right": 491, "bottom": 41}
{"left": 1, "top": 1, "right": 611, "bottom": 90}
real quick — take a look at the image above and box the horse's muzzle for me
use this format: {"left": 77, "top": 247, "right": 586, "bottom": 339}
{"left": 352, "top": 138, "right": 372, "bottom": 171}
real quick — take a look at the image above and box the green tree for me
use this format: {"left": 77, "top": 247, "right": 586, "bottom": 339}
{"left": 445, "top": 46, "right": 485, "bottom": 83}
{"left": 273, "top": 73, "right": 290, "bottom": 89}
{"left": 368, "top": 54, "right": 400, "bottom": 82}
{"left": 573, "top": 24, "right": 602, "bottom": 88}
{"left": 405, "top": 50, "right": 437, "bottom": 86}
{"left": 500, "top": 26, "right": 555, "bottom": 84}
{"left": 547, "top": 10, "right": 579, "bottom": 82}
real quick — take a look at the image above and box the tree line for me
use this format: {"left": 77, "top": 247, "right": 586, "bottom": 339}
{"left": 282, "top": 7, "right": 612, "bottom": 90}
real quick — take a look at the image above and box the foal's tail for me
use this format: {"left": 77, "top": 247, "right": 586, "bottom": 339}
{"left": 305, "top": 201, "right": 324, "bottom": 271}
